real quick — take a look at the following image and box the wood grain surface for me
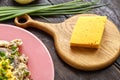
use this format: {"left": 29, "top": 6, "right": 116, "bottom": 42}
{"left": 14, "top": 14, "right": 120, "bottom": 71}
{"left": 1, "top": 0, "right": 120, "bottom": 80}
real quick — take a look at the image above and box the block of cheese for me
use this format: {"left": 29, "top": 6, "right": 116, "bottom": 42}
{"left": 70, "top": 16, "right": 107, "bottom": 48}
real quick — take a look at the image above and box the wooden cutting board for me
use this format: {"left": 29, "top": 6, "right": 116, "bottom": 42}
{"left": 14, "top": 14, "right": 120, "bottom": 71}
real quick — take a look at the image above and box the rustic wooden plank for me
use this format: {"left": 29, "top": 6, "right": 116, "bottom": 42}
{"left": 0, "top": 0, "right": 120, "bottom": 80}
{"left": 103, "top": 0, "right": 120, "bottom": 68}
{"left": 44, "top": 0, "right": 120, "bottom": 79}
{"left": 93, "top": 0, "right": 120, "bottom": 30}
{"left": 27, "top": 27, "right": 120, "bottom": 80}
{"left": 89, "top": 0, "right": 120, "bottom": 69}
{"left": 47, "top": 0, "right": 73, "bottom": 18}
{"left": 55, "top": 65, "right": 120, "bottom": 80}
{"left": 109, "top": 0, "right": 120, "bottom": 30}
{"left": 44, "top": 0, "right": 67, "bottom": 23}
{"left": 48, "top": 0, "right": 71, "bottom": 4}
{"left": 116, "top": 59, "right": 120, "bottom": 69}
{"left": 107, "top": 0, "right": 120, "bottom": 69}
{"left": 114, "top": 63, "right": 120, "bottom": 70}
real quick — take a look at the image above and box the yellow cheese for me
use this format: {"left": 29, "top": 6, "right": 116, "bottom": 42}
{"left": 70, "top": 16, "right": 107, "bottom": 48}
{"left": 0, "top": 59, "right": 15, "bottom": 79}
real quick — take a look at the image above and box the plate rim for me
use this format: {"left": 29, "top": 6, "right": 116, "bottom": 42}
{"left": 0, "top": 24, "right": 54, "bottom": 80}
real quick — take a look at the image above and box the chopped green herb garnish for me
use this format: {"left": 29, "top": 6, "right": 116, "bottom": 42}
{"left": 0, "top": 76, "right": 8, "bottom": 80}
{"left": 0, "top": 51, "right": 5, "bottom": 57}
{"left": 2, "top": 61, "right": 8, "bottom": 69}
{"left": 11, "top": 46, "right": 17, "bottom": 51}
{"left": 24, "top": 71, "right": 29, "bottom": 76}
{"left": 0, "top": 68, "right": 6, "bottom": 76}
{"left": 9, "top": 58, "right": 14, "bottom": 63}
{"left": 0, "top": 76, "right": 4, "bottom": 80}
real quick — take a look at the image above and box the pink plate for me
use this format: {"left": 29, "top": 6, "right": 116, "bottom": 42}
{"left": 0, "top": 24, "right": 54, "bottom": 80}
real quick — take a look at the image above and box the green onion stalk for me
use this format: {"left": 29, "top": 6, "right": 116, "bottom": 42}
{"left": 0, "top": 0, "right": 106, "bottom": 21}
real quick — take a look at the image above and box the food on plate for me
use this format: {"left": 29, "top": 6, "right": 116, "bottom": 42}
{"left": 0, "top": 39, "right": 30, "bottom": 80}
{"left": 14, "top": 0, "right": 34, "bottom": 4}
{"left": 70, "top": 16, "right": 107, "bottom": 48}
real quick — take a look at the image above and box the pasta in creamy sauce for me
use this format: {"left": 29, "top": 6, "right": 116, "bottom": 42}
{"left": 0, "top": 39, "right": 30, "bottom": 80}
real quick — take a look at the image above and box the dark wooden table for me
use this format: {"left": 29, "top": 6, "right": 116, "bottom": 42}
{"left": 1, "top": 0, "right": 120, "bottom": 80}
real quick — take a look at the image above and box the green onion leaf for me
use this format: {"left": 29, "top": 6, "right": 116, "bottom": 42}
{"left": 0, "top": 51, "right": 5, "bottom": 57}
{"left": 0, "top": 0, "right": 107, "bottom": 21}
